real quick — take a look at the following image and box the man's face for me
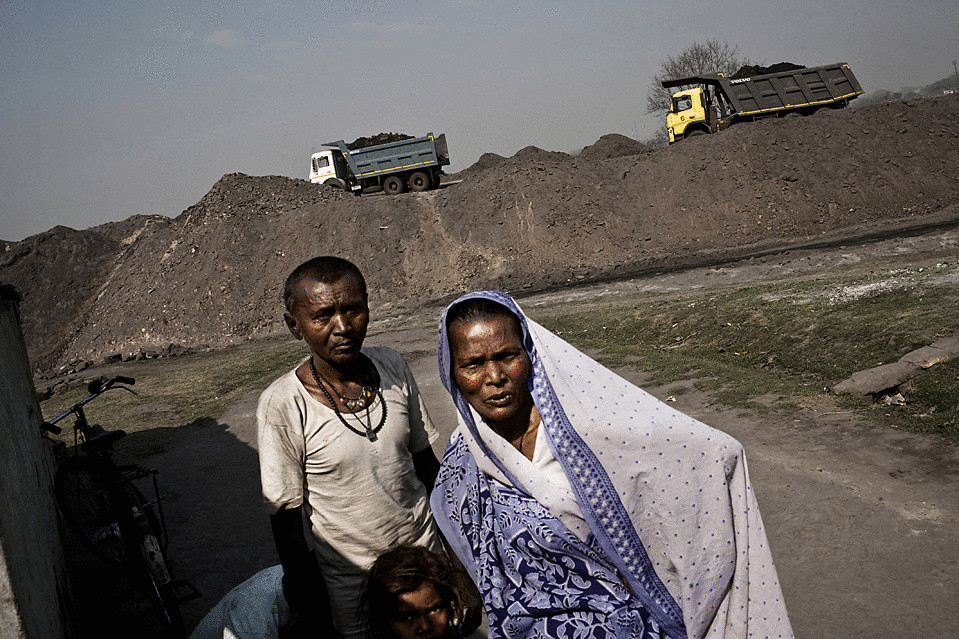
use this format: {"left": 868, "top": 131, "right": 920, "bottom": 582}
{"left": 387, "top": 581, "right": 451, "bottom": 639}
{"left": 284, "top": 273, "right": 369, "bottom": 367}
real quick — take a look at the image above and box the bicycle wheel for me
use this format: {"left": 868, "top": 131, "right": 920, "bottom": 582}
{"left": 145, "top": 567, "right": 185, "bottom": 636}
{"left": 136, "top": 529, "right": 184, "bottom": 636}
{"left": 126, "top": 485, "right": 184, "bottom": 635}
{"left": 54, "top": 457, "right": 126, "bottom": 566}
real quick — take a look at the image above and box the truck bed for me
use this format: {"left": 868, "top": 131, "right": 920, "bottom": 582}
{"left": 325, "top": 133, "right": 449, "bottom": 179}
{"left": 726, "top": 63, "right": 863, "bottom": 116}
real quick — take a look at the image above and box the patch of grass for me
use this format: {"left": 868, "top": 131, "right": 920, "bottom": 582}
{"left": 889, "top": 358, "right": 959, "bottom": 439}
{"left": 534, "top": 260, "right": 959, "bottom": 441}
{"left": 42, "top": 254, "right": 958, "bottom": 445}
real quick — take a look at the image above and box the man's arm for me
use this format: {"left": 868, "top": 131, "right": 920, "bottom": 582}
{"left": 412, "top": 446, "right": 441, "bottom": 493}
{"left": 393, "top": 349, "right": 441, "bottom": 493}
{"left": 270, "top": 507, "right": 338, "bottom": 636}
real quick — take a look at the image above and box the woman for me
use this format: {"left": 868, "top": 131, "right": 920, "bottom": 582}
{"left": 361, "top": 545, "right": 481, "bottom": 639}
{"left": 430, "top": 291, "right": 793, "bottom": 639}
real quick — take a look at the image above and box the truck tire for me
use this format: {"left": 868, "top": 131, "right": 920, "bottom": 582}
{"left": 323, "top": 178, "right": 347, "bottom": 190}
{"left": 383, "top": 176, "right": 405, "bottom": 195}
{"left": 408, "top": 171, "right": 430, "bottom": 192}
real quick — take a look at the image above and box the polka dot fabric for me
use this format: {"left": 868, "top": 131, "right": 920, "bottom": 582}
{"left": 435, "top": 291, "right": 794, "bottom": 639}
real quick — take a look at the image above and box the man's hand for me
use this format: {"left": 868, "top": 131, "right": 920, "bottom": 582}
{"left": 279, "top": 578, "right": 341, "bottom": 639}
{"left": 451, "top": 600, "right": 483, "bottom": 636}
{"left": 271, "top": 508, "right": 339, "bottom": 637}
{"left": 412, "top": 447, "right": 441, "bottom": 493}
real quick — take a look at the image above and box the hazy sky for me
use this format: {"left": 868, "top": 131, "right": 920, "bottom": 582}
{"left": 2, "top": 0, "right": 958, "bottom": 241}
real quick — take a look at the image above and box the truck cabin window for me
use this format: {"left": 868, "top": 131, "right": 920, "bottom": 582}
{"left": 672, "top": 95, "right": 693, "bottom": 113}
{"left": 313, "top": 156, "right": 330, "bottom": 173}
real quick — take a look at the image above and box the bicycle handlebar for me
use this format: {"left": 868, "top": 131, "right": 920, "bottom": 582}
{"left": 45, "top": 375, "right": 137, "bottom": 427}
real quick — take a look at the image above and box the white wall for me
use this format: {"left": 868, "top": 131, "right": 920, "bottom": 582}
{"left": 0, "top": 294, "right": 71, "bottom": 639}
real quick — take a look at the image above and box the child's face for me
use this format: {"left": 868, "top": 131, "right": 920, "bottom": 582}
{"left": 388, "top": 581, "right": 451, "bottom": 639}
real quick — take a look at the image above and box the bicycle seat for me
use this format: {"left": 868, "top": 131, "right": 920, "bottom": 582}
{"left": 81, "top": 428, "right": 127, "bottom": 452}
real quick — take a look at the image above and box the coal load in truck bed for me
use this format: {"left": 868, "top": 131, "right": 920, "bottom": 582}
{"left": 730, "top": 62, "right": 806, "bottom": 80}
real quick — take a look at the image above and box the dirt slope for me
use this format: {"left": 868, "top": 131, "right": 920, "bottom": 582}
{"left": 3, "top": 96, "right": 959, "bottom": 372}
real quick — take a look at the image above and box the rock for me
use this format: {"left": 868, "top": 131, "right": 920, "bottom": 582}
{"left": 881, "top": 392, "right": 907, "bottom": 406}
{"left": 900, "top": 333, "right": 959, "bottom": 368}
{"left": 833, "top": 331, "right": 959, "bottom": 396}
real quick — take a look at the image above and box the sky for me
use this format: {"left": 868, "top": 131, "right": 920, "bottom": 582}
{"left": 2, "top": 0, "right": 958, "bottom": 241}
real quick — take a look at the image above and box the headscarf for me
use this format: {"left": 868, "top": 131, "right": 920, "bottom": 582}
{"left": 432, "top": 291, "right": 792, "bottom": 639}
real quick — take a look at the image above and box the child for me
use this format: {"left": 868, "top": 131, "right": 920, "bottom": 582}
{"left": 361, "top": 546, "right": 482, "bottom": 639}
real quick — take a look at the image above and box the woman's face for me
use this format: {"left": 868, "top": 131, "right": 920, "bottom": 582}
{"left": 387, "top": 581, "right": 451, "bottom": 639}
{"left": 448, "top": 313, "right": 533, "bottom": 431}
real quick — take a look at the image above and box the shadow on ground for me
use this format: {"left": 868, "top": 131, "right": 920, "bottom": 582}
{"left": 59, "top": 413, "right": 272, "bottom": 637}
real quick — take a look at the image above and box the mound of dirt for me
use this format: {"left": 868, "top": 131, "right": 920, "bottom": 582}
{"left": 577, "top": 134, "right": 649, "bottom": 161}
{"left": 512, "top": 146, "right": 571, "bottom": 163}
{"left": 459, "top": 152, "right": 507, "bottom": 175}
{"left": 3, "top": 96, "right": 959, "bottom": 373}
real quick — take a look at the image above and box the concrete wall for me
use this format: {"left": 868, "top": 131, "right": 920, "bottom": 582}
{"left": 0, "top": 294, "right": 71, "bottom": 638}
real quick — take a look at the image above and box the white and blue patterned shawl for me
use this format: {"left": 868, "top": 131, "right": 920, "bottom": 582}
{"left": 430, "top": 291, "right": 793, "bottom": 639}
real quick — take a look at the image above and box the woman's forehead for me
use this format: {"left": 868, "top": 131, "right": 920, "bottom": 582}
{"left": 449, "top": 314, "right": 523, "bottom": 346}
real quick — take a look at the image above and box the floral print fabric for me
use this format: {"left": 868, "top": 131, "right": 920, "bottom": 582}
{"left": 435, "top": 432, "right": 663, "bottom": 639}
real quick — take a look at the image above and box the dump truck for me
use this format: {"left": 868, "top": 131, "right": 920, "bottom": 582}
{"left": 662, "top": 62, "right": 863, "bottom": 143}
{"left": 309, "top": 132, "right": 450, "bottom": 195}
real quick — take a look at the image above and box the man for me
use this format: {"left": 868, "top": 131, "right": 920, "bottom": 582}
{"left": 256, "top": 256, "right": 444, "bottom": 638}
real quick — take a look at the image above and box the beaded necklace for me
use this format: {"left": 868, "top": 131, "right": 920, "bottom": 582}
{"left": 309, "top": 358, "right": 387, "bottom": 442}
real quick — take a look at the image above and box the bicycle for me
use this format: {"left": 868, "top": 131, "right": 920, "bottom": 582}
{"left": 45, "top": 375, "right": 193, "bottom": 637}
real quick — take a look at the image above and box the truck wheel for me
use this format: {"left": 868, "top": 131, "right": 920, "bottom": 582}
{"left": 323, "top": 178, "right": 346, "bottom": 190}
{"left": 408, "top": 171, "right": 430, "bottom": 192}
{"left": 686, "top": 130, "right": 705, "bottom": 138}
{"left": 383, "top": 176, "right": 405, "bottom": 195}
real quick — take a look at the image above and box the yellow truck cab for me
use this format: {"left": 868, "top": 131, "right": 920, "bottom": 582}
{"left": 666, "top": 88, "right": 708, "bottom": 143}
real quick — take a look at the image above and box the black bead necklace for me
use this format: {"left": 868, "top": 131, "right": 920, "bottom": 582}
{"left": 309, "top": 358, "right": 386, "bottom": 442}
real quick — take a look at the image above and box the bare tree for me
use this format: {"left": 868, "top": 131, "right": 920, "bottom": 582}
{"left": 646, "top": 40, "right": 751, "bottom": 114}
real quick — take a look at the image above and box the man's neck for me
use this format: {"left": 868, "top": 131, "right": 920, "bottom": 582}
{"left": 310, "top": 353, "right": 366, "bottom": 385}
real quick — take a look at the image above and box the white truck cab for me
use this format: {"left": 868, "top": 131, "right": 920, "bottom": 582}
{"left": 309, "top": 150, "right": 353, "bottom": 190}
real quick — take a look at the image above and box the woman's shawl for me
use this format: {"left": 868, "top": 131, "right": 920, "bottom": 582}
{"left": 430, "top": 291, "right": 793, "bottom": 639}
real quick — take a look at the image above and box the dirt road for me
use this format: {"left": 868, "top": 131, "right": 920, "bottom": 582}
{"left": 134, "top": 229, "right": 958, "bottom": 638}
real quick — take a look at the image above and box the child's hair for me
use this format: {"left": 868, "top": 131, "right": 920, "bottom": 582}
{"left": 361, "top": 545, "right": 469, "bottom": 639}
